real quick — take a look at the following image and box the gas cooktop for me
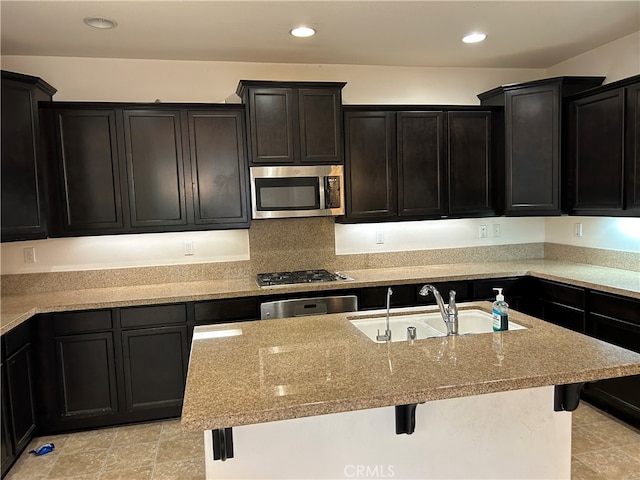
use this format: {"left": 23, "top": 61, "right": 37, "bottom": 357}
{"left": 256, "top": 269, "right": 353, "bottom": 287}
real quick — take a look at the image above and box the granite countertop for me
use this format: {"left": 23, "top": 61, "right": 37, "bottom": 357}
{"left": 2, "top": 259, "right": 639, "bottom": 335}
{"left": 180, "top": 301, "right": 640, "bottom": 431}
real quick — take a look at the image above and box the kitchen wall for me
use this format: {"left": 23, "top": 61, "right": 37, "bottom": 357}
{"left": 546, "top": 31, "right": 640, "bottom": 83}
{"left": 1, "top": 31, "right": 639, "bottom": 277}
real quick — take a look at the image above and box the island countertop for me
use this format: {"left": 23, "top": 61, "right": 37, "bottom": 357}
{"left": 180, "top": 301, "right": 640, "bottom": 431}
{"left": 2, "top": 259, "right": 639, "bottom": 335}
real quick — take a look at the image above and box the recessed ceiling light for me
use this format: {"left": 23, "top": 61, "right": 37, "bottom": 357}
{"left": 290, "top": 26, "right": 316, "bottom": 38}
{"left": 462, "top": 32, "right": 487, "bottom": 44}
{"left": 84, "top": 17, "right": 118, "bottom": 29}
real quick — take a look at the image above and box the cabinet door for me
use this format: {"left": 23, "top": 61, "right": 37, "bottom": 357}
{"left": 570, "top": 89, "right": 625, "bottom": 213}
{"left": 55, "top": 332, "right": 119, "bottom": 417}
{"left": 1, "top": 78, "right": 51, "bottom": 241}
{"left": 447, "top": 111, "right": 493, "bottom": 216}
{"left": 123, "top": 110, "right": 188, "bottom": 228}
{"left": 397, "top": 112, "right": 446, "bottom": 217}
{"left": 505, "top": 85, "right": 560, "bottom": 214}
{"left": 246, "top": 88, "right": 296, "bottom": 164}
{"left": 51, "top": 109, "right": 125, "bottom": 233}
{"left": 121, "top": 325, "right": 189, "bottom": 412}
{"left": 298, "top": 88, "right": 342, "bottom": 164}
{"left": 187, "top": 110, "right": 249, "bottom": 226}
{"left": 5, "top": 344, "right": 37, "bottom": 453}
{"left": 626, "top": 82, "right": 640, "bottom": 213}
{"left": 344, "top": 111, "right": 396, "bottom": 219}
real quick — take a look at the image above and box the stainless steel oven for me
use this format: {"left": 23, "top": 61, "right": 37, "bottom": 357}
{"left": 250, "top": 165, "right": 344, "bottom": 219}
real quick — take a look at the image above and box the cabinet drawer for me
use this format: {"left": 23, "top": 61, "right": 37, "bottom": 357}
{"left": 590, "top": 313, "right": 640, "bottom": 353}
{"left": 120, "top": 304, "right": 187, "bottom": 329}
{"left": 194, "top": 298, "right": 259, "bottom": 325}
{"left": 542, "top": 301, "right": 585, "bottom": 333}
{"left": 589, "top": 292, "right": 640, "bottom": 326}
{"left": 53, "top": 310, "right": 112, "bottom": 335}
{"left": 537, "top": 279, "right": 585, "bottom": 309}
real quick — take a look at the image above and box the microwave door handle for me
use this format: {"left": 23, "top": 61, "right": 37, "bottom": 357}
{"left": 320, "top": 176, "right": 328, "bottom": 210}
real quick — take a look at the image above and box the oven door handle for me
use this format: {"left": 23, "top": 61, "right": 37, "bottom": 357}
{"left": 293, "top": 302, "right": 329, "bottom": 317}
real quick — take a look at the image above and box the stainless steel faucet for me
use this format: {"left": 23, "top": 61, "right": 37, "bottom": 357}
{"left": 376, "top": 287, "right": 393, "bottom": 342}
{"left": 419, "top": 284, "right": 459, "bottom": 335}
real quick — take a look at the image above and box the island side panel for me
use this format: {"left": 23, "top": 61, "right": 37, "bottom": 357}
{"left": 203, "top": 385, "right": 571, "bottom": 479}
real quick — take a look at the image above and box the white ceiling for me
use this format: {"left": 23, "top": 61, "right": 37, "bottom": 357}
{"left": 1, "top": 0, "right": 639, "bottom": 69}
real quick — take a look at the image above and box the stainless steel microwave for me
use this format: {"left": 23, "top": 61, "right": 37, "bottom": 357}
{"left": 250, "top": 165, "right": 345, "bottom": 219}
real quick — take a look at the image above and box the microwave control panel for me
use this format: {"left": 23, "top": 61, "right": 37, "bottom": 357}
{"left": 325, "top": 176, "right": 342, "bottom": 209}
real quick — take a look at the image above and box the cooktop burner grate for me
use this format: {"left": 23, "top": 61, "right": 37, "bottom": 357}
{"left": 256, "top": 269, "right": 350, "bottom": 287}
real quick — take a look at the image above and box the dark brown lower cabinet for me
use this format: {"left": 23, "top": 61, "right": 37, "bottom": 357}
{"left": 416, "top": 281, "right": 472, "bottom": 305}
{"left": 582, "top": 292, "right": 640, "bottom": 428}
{"left": 358, "top": 285, "right": 416, "bottom": 310}
{"left": 194, "top": 297, "right": 260, "bottom": 325}
{"left": 121, "top": 326, "right": 188, "bottom": 413}
{"left": 34, "top": 309, "right": 122, "bottom": 432}
{"left": 34, "top": 305, "right": 190, "bottom": 434}
{"left": 537, "top": 279, "right": 586, "bottom": 333}
{"left": 506, "top": 277, "right": 586, "bottom": 333}
{"left": 1, "top": 362, "right": 13, "bottom": 478}
{"left": 471, "top": 276, "right": 534, "bottom": 314}
{"left": 1, "top": 321, "right": 37, "bottom": 476}
{"left": 54, "top": 332, "right": 119, "bottom": 418}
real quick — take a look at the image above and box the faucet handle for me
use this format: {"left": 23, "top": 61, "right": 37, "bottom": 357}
{"left": 448, "top": 290, "right": 457, "bottom": 311}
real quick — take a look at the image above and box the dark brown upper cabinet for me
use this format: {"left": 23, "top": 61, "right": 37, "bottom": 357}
{"left": 567, "top": 75, "right": 640, "bottom": 215}
{"left": 397, "top": 112, "right": 446, "bottom": 217}
{"left": 447, "top": 111, "right": 493, "bottom": 216}
{"left": 122, "top": 109, "right": 188, "bottom": 228}
{"left": 478, "top": 76, "right": 604, "bottom": 216}
{"left": 237, "top": 80, "right": 345, "bottom": 165}
{"left": 343, "top": 106, "right": 494, "bottom": 223}
{"left": 41, "top": 103, "right": 250, "bottom": 237}
{"left": 1, "top": 71, "right": 56, "bottom": 242}
{"left": 344, "top": 110, "right": 396, "bottom": 220}
{"left": 628, "top": 80, "right": 640, "bottom": 214}
{"left": 44, "top": 108, "right": 126, "bottom": 233}
{"left": 187, "top": 110, "right": 249, "bottom": 226}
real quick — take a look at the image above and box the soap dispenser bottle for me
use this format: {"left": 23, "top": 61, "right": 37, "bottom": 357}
{"left": 492, "top": 288, "right": 509, "bottom": 331}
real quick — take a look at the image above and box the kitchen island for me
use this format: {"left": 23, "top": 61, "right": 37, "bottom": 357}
{"left": 181, "top": 302, "right": 640, "bottom": 479}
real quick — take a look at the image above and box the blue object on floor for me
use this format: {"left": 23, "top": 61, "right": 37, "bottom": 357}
{"left": 29, "top": 443, "right": 55, "bottom": 456}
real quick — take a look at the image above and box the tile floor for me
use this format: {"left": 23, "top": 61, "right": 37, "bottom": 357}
{"left": 571, "top": 403, "right": 640, "bottom": 480}
{"left": 5, "top": 402, "right": 640, "bottom": 479}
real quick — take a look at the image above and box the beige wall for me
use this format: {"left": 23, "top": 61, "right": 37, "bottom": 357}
{"left": 0, "top": 55, "right": 545, "bottom": 105}
{"left": 1, "top": 32, "right": 639, "bottom": 274}
{"left": 546, "top": 31, "right": 640, "bottom": 82}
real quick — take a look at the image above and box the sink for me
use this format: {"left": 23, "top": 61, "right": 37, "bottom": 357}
{"left": 349, "top": 309, "right": 526, "bottom": 343}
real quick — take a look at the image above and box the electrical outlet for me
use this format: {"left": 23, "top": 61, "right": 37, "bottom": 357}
{"left": 184, "top": 240, "right": 194, "bottom": 256}
{"left": 375, "top": 231, "right": 384, "bottom": 244}
{"left": 479, "top": 225, "right": 488, "bottom": 238}
{"left": 493, "top": 224, "right": 501, "bottom": 237}
{"left": 574, "top": 223, "right": 583, "bottom": 237}
{"left": 23, "top": 247, "right": 36, "bottom": 263}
